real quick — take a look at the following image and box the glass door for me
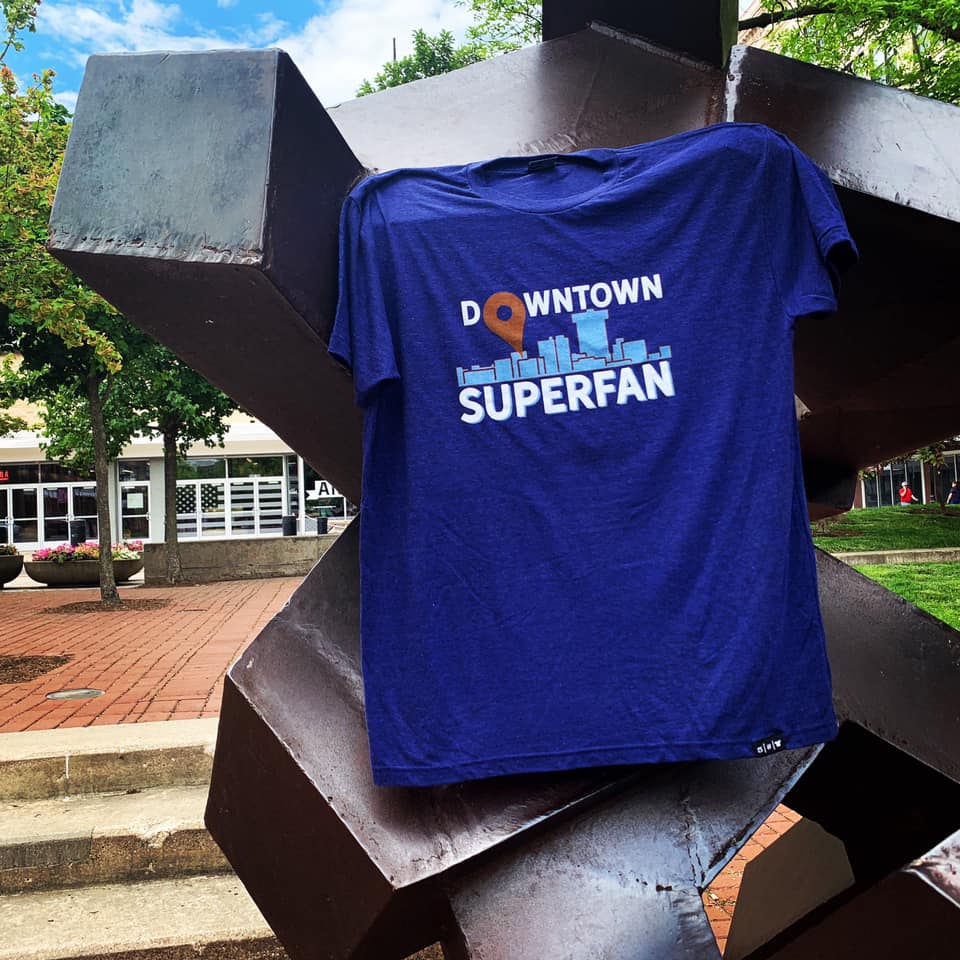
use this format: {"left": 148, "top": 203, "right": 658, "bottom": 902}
{"left": 0, "top": 488, "right": 8, "bottom": 545}
{"left": 12, "top": 487, "right": 39, "bottom": 546}
{"left": 120, "top": 484, "right": 149, "bottom": 539}
{"left": 42, "top": 486, "right": 70, "bottom": 544}
{"left": 257, "top": 479, "right": 283, "bottom": 535}
{"left": 200, "top": 481, "right": 226, "bottom": 537}
{"left": 176, "top": 483, "right": 198, "bottom": 538}
{"left": 72, "top": 485, "right": 98, "bottom": 542}
{"left": 230, "top": 481, "right": 256, "bottom": 534}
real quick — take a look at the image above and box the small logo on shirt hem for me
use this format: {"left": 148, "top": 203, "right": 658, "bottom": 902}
{"left": 752, "top": 733, "right": 786, "bottom": 756}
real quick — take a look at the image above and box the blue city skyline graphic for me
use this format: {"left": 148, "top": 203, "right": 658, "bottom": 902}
{"left": 456, "top": 309, "right": 672, "bottom": 387}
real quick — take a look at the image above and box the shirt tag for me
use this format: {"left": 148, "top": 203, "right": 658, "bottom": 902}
{"left": 752, "top": 733, "right": 785, "bottom": 756}
{"left": 527, "top": 156, "right": 558, "bottom": 173}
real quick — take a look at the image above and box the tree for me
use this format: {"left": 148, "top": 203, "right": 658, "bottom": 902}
{"left": 356, "top": 29, "right": 487, "bottom": 96}
{"left": 458, "top": 0, "right": 542, "bottom": 54}
{"left": 1, "top": 3, "right": 131, "bottom": 602}
{"left": 2, "top": 3, "right": 237, "bottom": 592}
{"left": 0, "top": 308, "right": 141, "bottom": 603}
{"left": 0, "top": 405, "right": 25, "bottom": 435}
{"left": 740, "top": 1, "right": 960, "bottom": 104}
{"left": 1, "top": 1, "right": 38, "bottom": 62}
{"left": 356, "top": 3, "right": 544, "bottom": 96}
{"left": 123, "top": 343, "right": 234, "bottom": 584}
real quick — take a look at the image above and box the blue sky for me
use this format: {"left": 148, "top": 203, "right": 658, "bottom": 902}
{"left": 7, "top": 0, "right": 475, "bottom": 111}
{"left": 8, "top": 1, "right": 761, "bottom": 113}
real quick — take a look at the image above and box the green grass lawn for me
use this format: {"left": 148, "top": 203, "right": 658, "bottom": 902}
{"left": 852, "top": 562, "right": 960, "bottom": 632}
{"left": 812, "top": 506, "right": 960, "bottom": 553}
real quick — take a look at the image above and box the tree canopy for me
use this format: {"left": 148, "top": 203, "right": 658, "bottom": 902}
{"left": 743, "top": 0, "right": 960, "bottom": 104}
{"left": 356, "top": 29, "right": 486, "bottom": 96}
{"left": 1, "top": 1, "right": 235, "bottom": 593}
{"left": 459, "top": 0, "right": 542, "bottom": 53}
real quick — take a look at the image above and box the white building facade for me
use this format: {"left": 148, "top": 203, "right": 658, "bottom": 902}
{"left": 0, "top": 414, "right": 354, "bottom": 551}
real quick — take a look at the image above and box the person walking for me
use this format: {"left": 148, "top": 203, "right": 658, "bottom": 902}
{"left": 947, "top": 480, "right": 960, "bottom": 506}
{"left": 899, "top": 480, "right": 919, "bottom": 505}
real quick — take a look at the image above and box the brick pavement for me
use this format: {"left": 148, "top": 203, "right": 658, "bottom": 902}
{"left": 702, "top": 804, "right": 801, "bottom": 952}
{"left": 0, "top": 574, "right": 796, "bottom": 953}
{"left": 0, "top": 578, "right": 300, "bottom": 733}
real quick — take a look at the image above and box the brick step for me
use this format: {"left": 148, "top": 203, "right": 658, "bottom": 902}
{"left": 0, "top": 783, "right": 228, "bottom": 894}
{"left": 0, "top": 719, "right": 218, "bottom": 802}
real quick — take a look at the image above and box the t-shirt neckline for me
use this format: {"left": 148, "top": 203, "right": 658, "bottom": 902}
{"left": 463, "top": 148, "right": 622, "bottom": 214}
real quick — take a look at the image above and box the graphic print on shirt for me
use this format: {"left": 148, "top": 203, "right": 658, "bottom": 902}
{"left": 455, "top": 274, "right": 675, "bottom": 424}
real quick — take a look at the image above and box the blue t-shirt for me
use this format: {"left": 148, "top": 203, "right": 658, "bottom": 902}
{"left": 329, "top": 122, "right": 856, "bottom": 788}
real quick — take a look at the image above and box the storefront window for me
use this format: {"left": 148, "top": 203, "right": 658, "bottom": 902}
{"left": 73, "top": 486, "right": 98, "bottom": 518}
{"left": 118, "top": 460, "right": 151, "bottom": 481}
{"left": 0, "top": 463, "right": 41, "bottom": 484}
{"left": 227, "top": 456, "right": 283, "bottom": 478}
{"left": 178, "top": 457, "right": 226, "bottom": 480}
{"left": 122, "top": 516, "right": 149, "bottom": 538}
{"left": 286, "top": 455, "right": 299, "bottom": 516}
{"left": 39, "top": 463, "right": 96, "bottom": 483}
{"left": 121, "top": 487, "right": 149, "bottom": 515}
{"left": 176, "top": 485, "right": 198, "bottom": 537}
{"left": 302, "top": 461, "right": 355, "bottom": 519}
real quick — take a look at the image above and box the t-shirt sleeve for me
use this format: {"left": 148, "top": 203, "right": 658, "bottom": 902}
{"left": 764, "top": 130, "right": 859, "bottom": 321}
{"left": 328, "top": 192, "right": 399, "bottom": 407}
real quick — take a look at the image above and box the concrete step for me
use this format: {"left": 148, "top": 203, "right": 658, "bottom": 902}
{"left": 0, "top": 784, "right": 228, "bottom": 894}
{"left": 0, "top": 873, "right": 446, "bottom": 960}
{"left": 0, "top": 873, "right": 285, "bottom": 960}
{"left": 0, "top": 719, "right": 218, "bottom": 801}
{"left": 0, "top": 719, "right": 445, "bottom": 960}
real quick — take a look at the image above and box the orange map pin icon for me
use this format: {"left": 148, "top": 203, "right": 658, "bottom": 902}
{"left": 483, "top": 291, "right": 526, "bottom": 354}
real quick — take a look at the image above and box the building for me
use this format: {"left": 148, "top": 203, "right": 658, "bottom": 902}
{"left": 0, "top": 406, "right": 355, "bottom": 551}
{"left": 855, "top": 450, "right": 960, "bottom": 508}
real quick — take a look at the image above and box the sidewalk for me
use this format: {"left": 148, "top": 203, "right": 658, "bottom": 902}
{"left": 0, "top": 574, "right": 794, "bottom": 954}
{"left": 0, "top": 577, "right": 299, "bottom": 733}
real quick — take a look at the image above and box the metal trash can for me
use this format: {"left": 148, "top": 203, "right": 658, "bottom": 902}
{"left": 281, "top": 515, "right": 298, "bottom": 537}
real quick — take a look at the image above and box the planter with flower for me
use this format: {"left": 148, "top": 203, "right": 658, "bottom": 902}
{"left": 0, "top": 544, "right": 23, "bottom": 587}
{"left": 25, "top": 541, "right": 145, "bottom": 586}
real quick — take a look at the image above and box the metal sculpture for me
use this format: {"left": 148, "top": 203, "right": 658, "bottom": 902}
{"left": 48, "top": 2, "right": 960, "bottom": 956}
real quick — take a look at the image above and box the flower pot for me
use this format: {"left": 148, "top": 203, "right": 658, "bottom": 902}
{"left": 0, "top": 554, "right": 24, "bottom": 587}
{"left": 24, "top": 558, "right": 144, "bottom": 587}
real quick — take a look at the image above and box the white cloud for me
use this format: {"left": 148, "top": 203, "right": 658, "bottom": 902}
{"left": 216, "top": 0, "right": 238, "bottom": 7}
{"left": 54, "top": 89, "right": 80, "bottom": 113}
{"left": 36, "top": 0, "right": 476, "bottom": 105}
{"left": 39, "top": 0, "right": 231, "bottom": 66}
{"left": 274, "top": 1, "right": 475, "bottom": 106}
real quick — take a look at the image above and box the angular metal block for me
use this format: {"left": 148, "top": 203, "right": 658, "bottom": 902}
{"left": 725, "top": 45, "right": 960, "bottom": 506}
{"left": 49, "top": 50, "right": 365, "bottom": 501}
{"left": 329, "top": 26, "right": 724, "bottom": 171}
{"left": 816, "top": 551, "right": 960, "bottom": 784}
{"left": 746, "top": 828, "right": 960, "bottom": 959}
{"left": 728, "top": 45, "right": 960, "bottom": 222}
{"left": 542, "top": 0, "right": 739, "bottom": 68}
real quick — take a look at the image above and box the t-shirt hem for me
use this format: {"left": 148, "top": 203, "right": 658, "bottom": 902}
{"left": 372, "top": 719, "right": 839, "bottom": 787}
{"left": 795, "top": 293, "right": 838, "bottom": 316}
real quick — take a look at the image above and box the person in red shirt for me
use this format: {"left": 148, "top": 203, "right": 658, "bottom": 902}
{"left": 899, "top": 480, "right": 919, "bottom": 505}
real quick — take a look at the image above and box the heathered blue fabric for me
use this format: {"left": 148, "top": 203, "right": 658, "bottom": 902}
{"left": 329, "top": 123, "right": 856, "bottom": 787}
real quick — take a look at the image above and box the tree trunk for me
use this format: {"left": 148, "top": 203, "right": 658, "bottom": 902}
{"left": 87, "top": 373, "right": 120, "bottom": 604}
{"left": 163, "top": 425, "right": 182, "bottom": 584}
